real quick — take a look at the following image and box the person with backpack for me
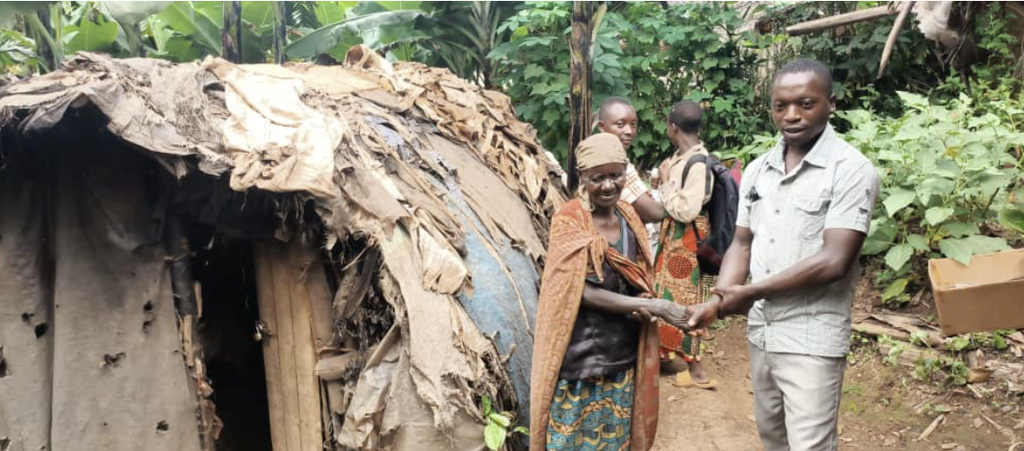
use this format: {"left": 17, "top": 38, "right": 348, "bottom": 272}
{"left": 653, "top": 100, "right": 739, "bottom": 389}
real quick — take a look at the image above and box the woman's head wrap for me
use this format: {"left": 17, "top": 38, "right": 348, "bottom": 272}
{"left": 576, "top": 133, "right": 628, "bottom": 171}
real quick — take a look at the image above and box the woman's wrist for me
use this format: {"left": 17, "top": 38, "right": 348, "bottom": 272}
{"left": 645, "top": 298, "right": 665, "bottom": 319}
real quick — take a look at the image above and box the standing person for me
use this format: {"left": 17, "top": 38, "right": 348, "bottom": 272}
{"left": 595, "top": 97, "right": 665, "bottom": 224}
{"left": 687, "top": 59, "right": 881, "bottom": 451}
{"left": 652, "top": 100, "right": 717, "bottom": 389}
{"left": 530, "top": 133, "right": 692, "bottom": 451}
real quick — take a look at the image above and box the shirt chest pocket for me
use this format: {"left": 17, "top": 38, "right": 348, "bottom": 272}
{"left": 793, "top": 196, "right": 830, "bottom": 240}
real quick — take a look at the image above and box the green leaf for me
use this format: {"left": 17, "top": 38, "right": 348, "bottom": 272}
{"left": 897, "top": 91, "right": 928, "bottom": 110}
{"left": 65, "top": 16, "right": 119, "bottom": 53}
{"left": 881, "top": 278, "right": 908, "bottom": 302}
{"left": 998, "top": 207, "right": 1024, "bottom": 234}
{"left": 481, "top": 395, "right": 492, "bottom": 416}
{"left": 314, "top": 1, "right": 358, "bottom": 27}
{"left": 513, "top": 426, "right": 530, "bottom": 435}
{"left": 883, "top": 188, "right": 915, "bottom": 217}
{"left": 242, "top": 1, "right": 274, "bottom": 28}
{"left": 101, "top": 1, "right": 171, "bottom": 25}
{"left": 964, "top": 235, "right": 1010, "bottom": 255}
{"left": 863, "top": 217, "right": 897, "bottom": 255}
{"left": 523, "top": 64, "right": 546, "bottom": 80}
{"left": 286, "top": 10, "right": 422, "bottom": 59}
{"left": 941, "top": 222, "right": 981, "bottom": 238}
{"left": 488, "top": 412, "right": 511, "bottom": 428}
{"left": 484, "top": 422, "right": 506, "bottom": 451}
{"left": 0, "top": 2, "right": 52, "bottom": 28}
{"left": 938, "top": 238, "right": 973, "bottom": 265}
{"left": 884, "top": 244, "right": 914, "bottom": 272}
{"left": 157, "top": 1, "right": 222, "bottom": 54}
{"left": 894, "top": 124, "right": 928, "bottom": 141}
{"left": 924, "top": 207, "right": 953, "bottom": 226}
{"left": 906, "top": 234, "right": 929, "bottom": 252}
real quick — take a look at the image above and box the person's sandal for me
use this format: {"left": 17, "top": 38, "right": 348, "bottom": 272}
{"left": 671, "top": 371, "right": 718, "bottom": 390}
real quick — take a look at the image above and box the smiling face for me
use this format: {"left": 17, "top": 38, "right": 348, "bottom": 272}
{"left": 770, "top": 71, "right": 835, "bottom": 152}
{"left": 582, "top": 162, "right": 628, "bottom": 210}
{"left": 597, "top": 103, "right": 638, "bottom": 150}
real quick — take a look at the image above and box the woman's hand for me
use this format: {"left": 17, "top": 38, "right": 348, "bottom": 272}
{"left": 650, "top": 300, "right": 692, "bottom": 331}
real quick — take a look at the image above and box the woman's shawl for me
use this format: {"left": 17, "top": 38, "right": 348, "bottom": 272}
{"left": 529, "top": 198, "right": 660, "bottom": 450}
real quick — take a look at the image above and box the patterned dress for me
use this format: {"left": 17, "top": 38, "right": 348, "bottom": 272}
{"left": 653, "top": 215, "right": 713, "bottom": 362}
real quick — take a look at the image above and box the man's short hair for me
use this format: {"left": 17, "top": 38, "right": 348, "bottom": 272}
{"left": 596, "top": 96, "right": 634, "bottom": 121}
{"left": 772, "top": 58, "right": 834, "bottom": 96}
{"left": 668, "top": 100, "right": 702, "bottom": 134}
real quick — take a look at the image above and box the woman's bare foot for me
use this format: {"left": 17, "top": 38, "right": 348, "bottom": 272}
{"left": 686, "top": 359, "right": 710, "bottom": 385}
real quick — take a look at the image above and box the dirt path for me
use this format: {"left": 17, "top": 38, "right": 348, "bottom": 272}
{"left": 651, "top": 319, "right": 761, "bottom": 451}
{"left": 651, "top": 319, "right": 1020, "bottom": 451}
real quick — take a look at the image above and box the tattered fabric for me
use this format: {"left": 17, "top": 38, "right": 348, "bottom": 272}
{"left": 530, "top": 199, "right": 659, "bottom": 451}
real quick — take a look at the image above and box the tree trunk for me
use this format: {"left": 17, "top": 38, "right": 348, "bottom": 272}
{"left": 272, "top": 1, "right": 288, "bottom": 64}
{"left": 222, "top": 1, "right": 243, "bottom": 63}
{"left": 567, "top": 1, "right": 596, "bottom": 192}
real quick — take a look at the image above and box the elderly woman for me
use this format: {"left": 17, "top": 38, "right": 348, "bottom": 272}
{"left": 530, "top": 133, "right": 692, "bottom": 451}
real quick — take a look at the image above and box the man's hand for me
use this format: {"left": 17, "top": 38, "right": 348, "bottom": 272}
{"left": 686, "top": 298, "right": 721, "bottom": 336}
{"left": 714, "top": 284, "right": 755, "bottom": 312}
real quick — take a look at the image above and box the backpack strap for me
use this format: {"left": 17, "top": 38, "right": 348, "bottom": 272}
{"left": 679, "top": 153, "right": 712, "bottom": 198}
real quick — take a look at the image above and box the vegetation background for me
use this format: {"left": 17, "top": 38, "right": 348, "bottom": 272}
{"left": 2, "top": 0, "right": 1023, "bottom": 394}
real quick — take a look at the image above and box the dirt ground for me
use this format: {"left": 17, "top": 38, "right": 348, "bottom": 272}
{"left": 651, "top": 319, "right": 1023, "bottom": 451}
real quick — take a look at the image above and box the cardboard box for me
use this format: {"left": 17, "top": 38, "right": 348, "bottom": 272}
{"left": 928, "top": 248, "right": 1024, "bottom": 336}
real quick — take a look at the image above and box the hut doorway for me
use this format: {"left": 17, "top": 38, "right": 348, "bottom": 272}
{"left": 189, "top": 227, "right": 273, "bottom": 451}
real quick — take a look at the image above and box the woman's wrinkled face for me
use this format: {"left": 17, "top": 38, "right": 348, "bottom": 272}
{"left": 582, "top": 163, "right": 627, "bottom": 210}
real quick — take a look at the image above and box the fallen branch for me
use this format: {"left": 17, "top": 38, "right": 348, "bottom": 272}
{"left": 878, "top": 2, "right": 916, "bottom": 79}
{"left": 786, "top": 5, "right": 895, "bottom": 36}
{"left": 876, "top": 341, "right": 1023, "bottom": 383}
{"left": 853, "top": 313, "right": 944, "bottom": 347}
{"left": 918, "top": 414, "right": 945, "bottom": 441}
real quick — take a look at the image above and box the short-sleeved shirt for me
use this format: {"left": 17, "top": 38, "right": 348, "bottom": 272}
{"left": 659, "top": 143, "right": 713, "bottom": 224}
{"left": 738, "top": 124, "right": 880, "bottom": 357}
{"left": 560, "top": 210, "right": 642, "bottom": 380}
{"left": 620, "top": 163, "right": 649, "bottom": 205}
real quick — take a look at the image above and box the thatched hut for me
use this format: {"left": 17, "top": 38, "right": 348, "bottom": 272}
{"left": 0, "top": 47, "right": 565, "bottom": 451}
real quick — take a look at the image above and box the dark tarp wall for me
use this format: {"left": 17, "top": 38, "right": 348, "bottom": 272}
{"left": 0, "top": 137, "right": 201, "bottom": 451}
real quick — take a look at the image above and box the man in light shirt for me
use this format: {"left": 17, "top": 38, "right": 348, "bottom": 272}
{"left": 687, "top": 59, "right": 881, "bottom": 451}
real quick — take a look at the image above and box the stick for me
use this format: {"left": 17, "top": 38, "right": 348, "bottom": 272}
{"left": 786, "top": 5, "right": 895, "bottom": 36}
{"left": 878, "top": 2, "right": 916, "bottom": 79}
{"left": 917, "top": 414, "right": 945, "bottom": 441}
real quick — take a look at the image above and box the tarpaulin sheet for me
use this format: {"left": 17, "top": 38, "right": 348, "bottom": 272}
{"left": 0, "top": 144, "right": 200, "bottom": 451}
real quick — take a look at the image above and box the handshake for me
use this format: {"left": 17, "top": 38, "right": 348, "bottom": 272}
{"left": 631, "top": 286, "right": 746, "bottom": 337}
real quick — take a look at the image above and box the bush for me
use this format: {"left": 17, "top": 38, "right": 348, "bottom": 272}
{"left": 844, "top": 92, "right": 1022, "bottom": 304}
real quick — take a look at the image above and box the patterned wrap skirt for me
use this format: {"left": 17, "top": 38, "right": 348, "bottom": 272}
{"left": 653, "top": 216, "right": 714, "bottom": 362}
{"left": 546, "top": 369, "right": 635, "bottom": 451}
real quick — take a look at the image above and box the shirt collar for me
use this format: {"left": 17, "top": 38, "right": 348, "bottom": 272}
{"left": 676, "top": 141, "right": 705, "bottom": 158}
{"left": 766, "top": 124, "right": 836, "bottom": 171}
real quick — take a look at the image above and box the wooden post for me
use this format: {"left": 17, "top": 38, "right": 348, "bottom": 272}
{"left": 164, "top": 214, "right": 221, "bottom": 451}
{"left": 272, "top": 1, "right": 288, "bottom": 64}
{"left": 253, "top": 240, "right": 327, "bottom": 451}
{"left": 222, "top": 1, "right": 243, "bottom": 63}
{"left": 567, "top": 1, "right": 596, "bottom": 191}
